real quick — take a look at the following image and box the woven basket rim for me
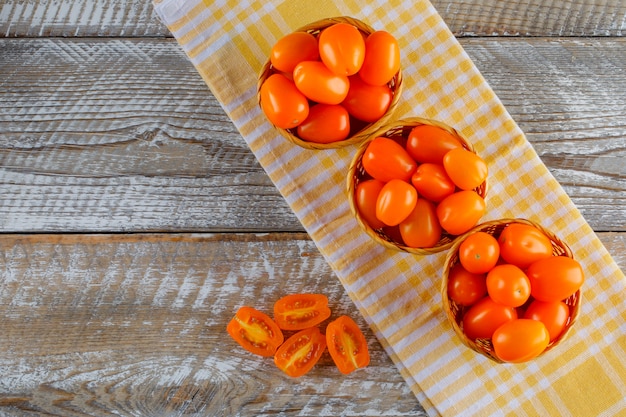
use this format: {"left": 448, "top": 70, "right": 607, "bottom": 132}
{"left": 257, "top": 16, "right": 403, "bottom": 150}
{"left": 440, "top": 217, "right": 581, "bottom": 363}
{"left": 347, "top": 117, "right": 488, "bottom": 255}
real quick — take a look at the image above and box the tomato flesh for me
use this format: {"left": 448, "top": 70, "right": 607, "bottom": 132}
{"left": 274, "top": 327, "right": 327, "bottom": 378}
{"left": 227, "top": 306, "right": 284, "bottom": 357}
{"left": 326, "top": 315, "right": 370, "bottom": 374}
{"left": 273, "top": 293, "right": 331, "bottom": 331}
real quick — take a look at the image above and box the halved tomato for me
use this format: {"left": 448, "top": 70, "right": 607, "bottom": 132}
{"left": 326, "top": 315, "right": 370, "bottom": 374}
{"left": 227, "top": 306, "right": 284, "bottom": 357}
{"left": 274, "top": 327, "right": 327, "bottom": 378}
{"left": 273, "top": 293, "right": 331, "bottom": 331}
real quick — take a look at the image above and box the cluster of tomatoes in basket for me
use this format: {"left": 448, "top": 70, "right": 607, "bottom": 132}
{"left": 260, "top": 22, "right": 400, "bottom": 144}
{"left": 355, "top": 124, "right": 488, "bottom": 248}
{"left": 447, "top": 223, "right": 584, "bottom": 363}
{"left": 227, "top": 293, "right": 370, "bottom": 377}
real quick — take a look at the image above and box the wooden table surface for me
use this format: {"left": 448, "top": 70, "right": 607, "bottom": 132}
{"left": 1, "top": 1, "right": 624, "bottom": 416}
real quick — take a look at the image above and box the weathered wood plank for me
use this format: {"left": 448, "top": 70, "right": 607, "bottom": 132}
{"left": 0, "top": 232, "right": 431, "bottom": 416}
{"left": 1, "top": 37, "right": 624, "bottom": 233}
{"left": 0, "top": 231, "right": 622, "bottom": 416}
{"left": 1, "top": 0, "right": 625, "bottom": 38}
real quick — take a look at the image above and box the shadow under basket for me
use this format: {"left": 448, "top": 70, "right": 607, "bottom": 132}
{"left": 257, "top": 16, "right": 403, "bottom": 150}
{"left": 441, "top": 218, "right": 582, "bottom": 363}
{"left": 347, "top": 117, "right": 488, "bottom": 255}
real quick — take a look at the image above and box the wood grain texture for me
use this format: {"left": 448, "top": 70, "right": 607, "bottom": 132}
{"left": 1, "top": 37, "right": 624, "bottom": 233}
{"left": 0, "top": 233, "right": 428, "bottom": 417}
{"left": 1, "top": 0, "right": 625, "bottom": 38}
{"left": 0, "top": 232, "right": 623, "bottom": 416}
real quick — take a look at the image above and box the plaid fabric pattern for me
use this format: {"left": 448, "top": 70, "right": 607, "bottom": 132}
{"left": 154, "top": 1, "right": 626, "bottom": 415}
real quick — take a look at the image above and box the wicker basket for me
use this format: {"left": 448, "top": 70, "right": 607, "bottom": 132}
{"left": 257, "top": 16, "right": 403, "bottom": 150}
{"left": 347, "top": 117, "right": 488, "bottom": 255}
{"left": 441, "top": 218, "right": 582, "bottom": 363}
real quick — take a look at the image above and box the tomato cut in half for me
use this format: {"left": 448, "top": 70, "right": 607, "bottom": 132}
{"left": 273, "top": 293, "right": 332, "bottom": 331}
{"left": 274, "top": 327, "right": 327, "bottom": 378}
{"left": 227, "top": 306, "right": 284, "bottom": 357}
{"left": 326, "top": 315, "right": 370, "bottom": 375}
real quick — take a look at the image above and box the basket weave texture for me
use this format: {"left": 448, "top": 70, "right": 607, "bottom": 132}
{"left": 257, "top": 16, "right": 403, "bottom": 150}
{"left": 441, "top": 218, "right": 582, "bottom": 363}
{"left": 347, "top": 117, "right": 488, "bottom": 255}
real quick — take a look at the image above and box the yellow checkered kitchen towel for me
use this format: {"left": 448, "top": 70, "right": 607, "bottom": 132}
{"left": 153, "top": 0, "right": 626, "bottom": 415}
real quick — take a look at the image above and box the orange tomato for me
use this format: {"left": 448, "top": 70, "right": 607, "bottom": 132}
{"left": 260, "top": 73, "right": 309, "bottom": 129}
{"left": 270, "top": 31, "right": 319, "bottom": 73}
{"left": 486, "top": 264, "right": 531, "bottom": 308}
{"left": 318, "top": 23, "right": 365, "bottom": 76}
{"left": 436, "top": 190, "right": 485, "bottom": 235}
{"left": 462, "top": 297, "right": 517, "bottom": 340}
{"left": 342, "top": 75, "right": 393, "bottom": 122}
{"left": 443, "top": 148, "right": 488, "bottom": 191}
{"left": 359, "top": 31, "right": 400, "bottom": 86}
{"left": 498, "top": 223, "right": 554, "bottom": 269}
{"left": 524, "top": 300, "right": 570, "bottom": 341}
{"left": 293, "top": 61, "right": 350, "bottom": 104}
{"left": 362, "top": 137, "right": 417, "bottom": 182}
{"left": 355, "top": 179, "right": 386, "bottom": 230}
{"left": 527, "top": 256, "right": 584, "bottom": 302}
{"left": 410, "top": 163, "right": 456, "bottom": 203}
{"left": 274, "top": 327, "right": 327, "bottom": 378}
{"left": 399, "top": 199, "right": 442, "bottom": 248}
{"left": 376, "top": 179, "right": 418, "bottom": 226}
{"left": 326, "top": 315, "right": 370, "bottom": 375}
{"left": 447, "top": 263, "right": 487, "bottom": 306}
{"left": 459, "top": 231, "right": 500, "bottom": 274}
{"left": 492, "top": 319, "right": 550, "bottom": 363}
{"left": 296, "top": 104, "right": 350, "bottom": 143}
{"left": 227, "top": 306, "right": 284, "bottom": 357}
{"left": 273, "top": 293, "right": 331, "bottom": 331}
{"left": 406, "top": 124, "right": 463, "bottom": 164}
